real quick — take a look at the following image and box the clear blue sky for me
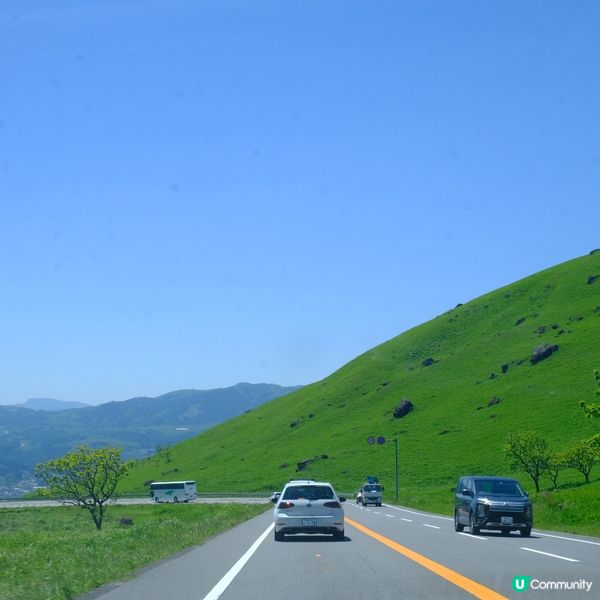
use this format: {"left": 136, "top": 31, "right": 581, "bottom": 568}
{"left": 1, "top": 1, "right": 599, "bottom": 405}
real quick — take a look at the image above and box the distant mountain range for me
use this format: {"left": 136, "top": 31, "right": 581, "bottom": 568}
{"left": 14, "top": 398, "right": 90, "bottom": 411}
{"left": 0, "top": 383, "right": 301, "bottom": 494}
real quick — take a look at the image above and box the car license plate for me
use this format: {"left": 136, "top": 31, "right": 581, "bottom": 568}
{"left": 501, "top": 516, "right": 513, "bottom": 525}
{"left": 302, "top": 519, "right": 318, "bottom": 527}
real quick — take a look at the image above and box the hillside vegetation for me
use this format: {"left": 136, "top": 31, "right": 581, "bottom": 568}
{"left": 126, "top": 253, "right": 600, "bottom": 532}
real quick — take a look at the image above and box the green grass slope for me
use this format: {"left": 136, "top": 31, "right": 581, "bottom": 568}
{"left": 125, "top": 252, "right": 600, "bottom": 532}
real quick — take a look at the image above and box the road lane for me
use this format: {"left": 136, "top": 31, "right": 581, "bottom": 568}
{"left": 79, "top": 500, "right": 598, "bottom": 600}
{"left": 217, "top": 515, "right": 478, "bottom": 600}
{"left": 346, "top": 503, "right": 598, "bottom": 599}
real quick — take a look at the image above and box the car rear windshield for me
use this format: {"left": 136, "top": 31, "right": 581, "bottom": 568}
{"left": 474, "top": 479, "right": 522, "bottom": 496}
{"left": 283, "top": 485, "right": 335, "bottom": 500}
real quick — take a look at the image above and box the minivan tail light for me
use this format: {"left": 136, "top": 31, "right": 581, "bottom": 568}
{"left": 324, "top": 501, "right": 341, "bottom": 508}
{"left": 277, "top": 501, "right": 295, "bottom": 509}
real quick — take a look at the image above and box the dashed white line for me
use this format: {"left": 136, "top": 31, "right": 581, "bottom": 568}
{"left": 401, "top": 518, "right": 413, "bottom": 522}
{"left": 520, "top": 547, "right": 580, "bottom": 563}
{"left": 385, "top": 514, "right": 395, "bottom": 518}
{"left": 383, "top": 504, "right": 453, "bottom": 521}
{"left": 423, "top": 524, "right": 441, "bottom": 530}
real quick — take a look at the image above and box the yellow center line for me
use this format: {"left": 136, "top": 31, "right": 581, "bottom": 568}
{"left": 345, "top": 516, "right": 507, "bottom": 600}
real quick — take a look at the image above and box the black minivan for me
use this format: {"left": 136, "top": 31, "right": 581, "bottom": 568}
{"left": 454, "top": 476, "right": 532, "bottom": 536}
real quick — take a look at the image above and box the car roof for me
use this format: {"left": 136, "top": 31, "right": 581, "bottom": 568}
{"left": 284, "top": 480, "right": 331, "bottom": 487}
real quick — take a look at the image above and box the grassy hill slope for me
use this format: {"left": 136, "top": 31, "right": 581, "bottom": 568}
{"left": 126, "top": 253, "right": 600, "bottom": 532}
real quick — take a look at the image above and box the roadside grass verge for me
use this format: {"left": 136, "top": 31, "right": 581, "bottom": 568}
{"left": 0, "top": 503, "right": 269, "bottom": 600}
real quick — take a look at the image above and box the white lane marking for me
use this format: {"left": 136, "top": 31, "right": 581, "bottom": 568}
{"left": 203, "top": 523, "right": 274, "bottom": 600}
{"left": 534, "top": 532, "right": 600, "bottom": 546}
{"left": 423, "top": 524, "right": 441, "bottom": 530}
{"left": 383, "top": 504, "right": 453, "bottom": 521}
{"left": 385, "top": 514, "right": 395, "bottom": 518}
{"left": 520, "top": 547, "right": 580, "bottom": 563}
{"left": 457, "top": 532, "right": 487, "bottom": 540}
{"left": 401, "top": 518, "right": 413, "bottom": 522}
{"left": 374, "top": 511, "right": 382, "bottom": 515}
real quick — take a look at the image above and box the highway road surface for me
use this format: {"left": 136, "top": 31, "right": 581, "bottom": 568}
{"left": 79, "top": 501, "right": 598, "bottom": 600}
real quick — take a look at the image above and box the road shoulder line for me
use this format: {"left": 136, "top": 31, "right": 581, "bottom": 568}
{"left": 202, "top": 523, "right": 274, "bottom": 600}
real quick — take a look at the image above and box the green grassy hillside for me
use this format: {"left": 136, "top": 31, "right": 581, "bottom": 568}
{"left": 125, "top": 252, "right": 600, "bottom": 532}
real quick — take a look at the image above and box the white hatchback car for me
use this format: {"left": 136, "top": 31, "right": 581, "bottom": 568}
{"left": 272, "top": 480, "right": 346, "bottom": 541}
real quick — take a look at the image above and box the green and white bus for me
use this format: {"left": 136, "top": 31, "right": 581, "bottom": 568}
{"left": 150, "top": 480, "right": 197, "bottom": 503}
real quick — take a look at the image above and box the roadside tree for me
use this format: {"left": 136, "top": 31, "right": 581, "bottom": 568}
{"left": 544, "top": 453, "right": 564, "bottom": 490}
{"left": 561, "top": 440, "right": 597, "bottom": 484}
{"left": 35, "top": 445, "right": 133, "bottom": 530}
{"left": 505, "top": 431, "right": 551, "bottom": 492}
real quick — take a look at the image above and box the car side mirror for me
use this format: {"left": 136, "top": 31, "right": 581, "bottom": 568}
{"left": 461, "top": 488, "right": 471, "bottom": 496}
{"left": 339, "top": 496, "right": 346, "bottom": 503}
{"left": 270, "top": 497, "right": 278, "bottom": 503}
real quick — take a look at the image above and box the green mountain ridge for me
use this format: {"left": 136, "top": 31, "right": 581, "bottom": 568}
{"left": 0, "top": 383, "right": 301, "bottom": 494}
{"left": 127, "top": 253, "right": 600, "bottom": 532}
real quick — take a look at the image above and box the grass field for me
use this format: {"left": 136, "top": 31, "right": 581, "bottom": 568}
{"left": 0, "top": 503, "right": 269, "bottom": 600}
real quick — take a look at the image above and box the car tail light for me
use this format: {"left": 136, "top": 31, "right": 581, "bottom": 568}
{"left": 277, "top": 501, "right": 295, "bottom": 509}
{"left": 324, "top": 501, "right": 341, "bottom": 508}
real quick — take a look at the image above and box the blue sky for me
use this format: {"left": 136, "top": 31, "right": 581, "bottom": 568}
{"left": 1, "top": 1, "right": 599, "bottom": 405}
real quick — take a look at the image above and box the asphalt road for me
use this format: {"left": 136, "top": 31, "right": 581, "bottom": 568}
{"left": 78, "top": 501, "right": 599, "bottom": 600}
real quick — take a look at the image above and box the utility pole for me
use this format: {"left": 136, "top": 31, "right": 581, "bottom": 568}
{"left": 394, "top": 438, "right": 398, "bottom": 501}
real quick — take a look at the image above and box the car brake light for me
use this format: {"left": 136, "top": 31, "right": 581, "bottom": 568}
{"left": 277, "top": 501, "right": 295, "bottom": 509}
{"left": 324, "top": 501, "right": 341, "bottom": 508}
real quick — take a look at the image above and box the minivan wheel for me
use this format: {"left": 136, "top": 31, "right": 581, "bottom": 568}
{"left": 469, "top": 512, "right": 480, "bottom": 535}
{"left": 334, "top": 530, "right": 344, "bottom": 541}
{"left": 454, "top": 510, "right": 464, "bottom": 532}
{"left": 274, "top": 531, "right": 284, "bottom": 541}
{"left": 520, "top": 527, "right": 531, "bottom": 537}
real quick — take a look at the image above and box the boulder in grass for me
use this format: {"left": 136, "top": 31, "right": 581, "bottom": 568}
{"left": 531, "top": 344, "right": 559, "bottom": 364}
{"left": 393, "top": 399, "right": 414, "bottom": 419}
